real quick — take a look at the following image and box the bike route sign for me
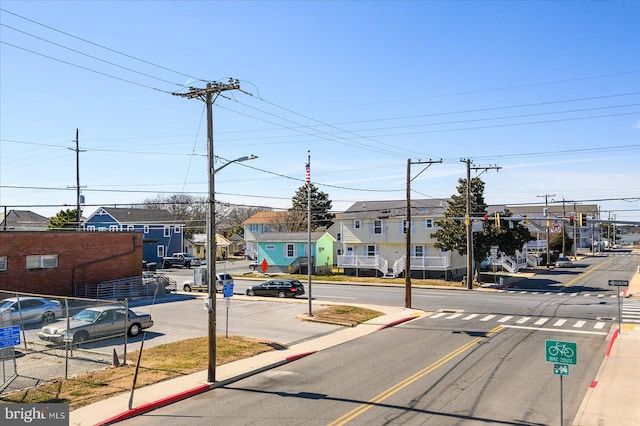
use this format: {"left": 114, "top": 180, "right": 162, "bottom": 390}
{"left": 545, "top": 339, "right": 577, "bottom": 365}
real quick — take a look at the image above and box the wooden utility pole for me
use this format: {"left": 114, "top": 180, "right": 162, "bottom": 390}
{"left": 172, "top": 79, "right": 240, "bottom": 383}
{"left": 461, "top": 159, "right": 501, "bottom": 290}
{"left": 538, "top": 193, "right": 556, "bottom": 268}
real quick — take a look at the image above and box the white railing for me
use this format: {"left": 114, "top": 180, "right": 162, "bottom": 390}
{"left": 409, "top": 253, "right": 451, "bottom": 271}
{"left": 392, "top": 257, "right": 405, "bottom": 277}
{"left": 337, "top": 255, "right": 387, "bottom": 275}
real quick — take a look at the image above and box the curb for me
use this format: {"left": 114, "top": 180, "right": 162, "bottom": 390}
{"left": 97, "top": 351, "right": 317, "bottom": 425}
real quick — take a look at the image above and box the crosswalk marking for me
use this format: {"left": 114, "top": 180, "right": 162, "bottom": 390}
{"left": 430, "top": 312, "right": 447, "bottom": 319}
{"left": 534, "top": 318, "right": 549, "bottom": 326}
{"left": 553, "top": 319, "right": 567, "bottom": 326}
{"left": 446, "top": 313, "right": 463, "bottom": 319}
{"left": 479, "top": 315, "right": 495, "bottom": 322}
{"left": 498, "top": 316, "right": 513, "bottom": 323}
{"left": 594, "top": 322, "right": 606, "bottom": 329}
{"left": 516, "top": 317, "right": 530, "bottom": 324}
{"left": 573, "top": 320, "right": 586, "bottom": 328}
{"left": 462, "top": 314, "right": 479, "bottom": 320}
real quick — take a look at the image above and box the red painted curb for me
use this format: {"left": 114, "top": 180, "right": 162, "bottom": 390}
{"left": 605, "top": 328, "right": 619, "bottom": 357}
{"left": 286, "top": 351, "right": 317, "bottom": 362}
{"left": 97, "top": 384, "right": 211, "bottom": 425}
{"left": 378, "top": 316, "right": 416, "bottom": 330}
{"left": 590, "top": 380, "right": 598, "bottom": 388}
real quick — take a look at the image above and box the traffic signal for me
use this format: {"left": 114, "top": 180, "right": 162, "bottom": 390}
{"left": 495, "top": 213, "right": 501, "bottom": 227}
{"left": 569, "top": 215, "right": 574, "bottom": 226}
{"left": 579, "top": 213, "right": 587, "bottom": 227}
{"left": 524, "top": 214, "right": 529, "bottom": 225}
{"left": 483, "top": 214, "right": 489, "bottom": 223}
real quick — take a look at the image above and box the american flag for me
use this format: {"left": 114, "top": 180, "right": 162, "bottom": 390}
{"left": 305, "top": 162, "right": 311, "bottom": 183}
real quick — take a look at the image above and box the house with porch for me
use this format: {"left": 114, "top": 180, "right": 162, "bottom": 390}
{"left": 256, "top": 232, "right": 335, "bottom": 275}
{"left": 83, "top": 207, "right": 184, "bottom": 266}
{"left": 185, "top": 233, "right": 232, "bottom": 260}
{"left": 243, "top": 211, "right": 288, "bottom": 261}
{"left": 336, "top": 199, "right": 465, "bottom": 280}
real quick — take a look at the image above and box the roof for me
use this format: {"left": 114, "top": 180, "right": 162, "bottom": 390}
{"left": 0, "top": 210, "right": 49, "bottom": 231}
{"left": 243, "top": 211, "right": 288, "bottom": 225}
{"left": 506, "top": 204, "right": 600, "bottom": 217}
{"left": 189, "top": 233, "right": 231, "bottom": 246}
{"left": 89, "top": 207, "right": 183, "bottom": 224}
{"left": 341, "top": 199, "right": 450, "bottom": 219}
{"left": 256, "top": 232, "right": 327, "bottom": 243}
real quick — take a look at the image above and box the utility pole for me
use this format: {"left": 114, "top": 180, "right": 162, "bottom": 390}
{"left": 561, "top": 199, "right": 566, "bottom": 255}
{"left": 172, "top": 79, "right": 240, "bottom": 383}
{"left": 67, "top": 128, "right": 85, "bottom": 230}
{"left": 306, "top": 151, "right": 313, "bottom": 317}
{"left": 538, "top": 193, "right": 555, "bottom": 267}
{"left": 406, "top": 158, "right": 442, "bottom": 308}
{"left": 461, "top": 159, "right": 501, "bottom": 290}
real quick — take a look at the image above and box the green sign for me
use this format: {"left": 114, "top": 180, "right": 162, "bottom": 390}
{"left": 553, "top": 364, "right": 569, "bottom": 376}
{"left": 545, "top": 340, "right": 577, "bottom": 365}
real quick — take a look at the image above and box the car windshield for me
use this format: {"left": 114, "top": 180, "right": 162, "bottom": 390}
{"left": 0, "top": 300, "right": 15, "bottom": 310}
{"left": 74, "top": 309, "right": 100, "bottom": 322}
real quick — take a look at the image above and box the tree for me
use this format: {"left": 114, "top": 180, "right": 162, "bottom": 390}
{"left": 48, "top": 209, "right": 79, "bottom": 229}
{"left": 290, "top": 183, "right": 334, "bottom": 231}
{"left": 143, "top": 194, "right": 206, "bottom": 238}
{"left": 432, "top": 177, "right": 533, "bottom": 265}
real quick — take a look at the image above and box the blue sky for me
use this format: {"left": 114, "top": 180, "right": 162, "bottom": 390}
{"left": 1, "top": 1, "right": 639, "bottom": 223}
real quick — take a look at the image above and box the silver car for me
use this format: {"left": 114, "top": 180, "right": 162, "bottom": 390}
{"left": 38, "top": 305, "right": 153, "bottom": 346}
{"left": 0, "top": 297, "right": 62, "bottom": 324}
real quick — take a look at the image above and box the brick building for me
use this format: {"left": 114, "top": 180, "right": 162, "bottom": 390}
{"left": 0, "top": 231, "right": 143, "bottom": 296}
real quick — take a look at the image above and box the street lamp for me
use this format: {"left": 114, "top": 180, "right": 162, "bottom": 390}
{"left": 206, "top": 154, "right": 257, "bottom": 383}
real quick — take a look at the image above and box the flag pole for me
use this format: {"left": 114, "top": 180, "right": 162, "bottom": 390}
{"left": 306, "top": 151, "right": 313, "bottom": 317}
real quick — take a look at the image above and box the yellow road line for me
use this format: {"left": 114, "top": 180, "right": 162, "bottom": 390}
{"left": 563, "top": 258, "right": 610, "bottom": 288}
{"left": 328, "top": 325, "right": 505, "bottom": 426}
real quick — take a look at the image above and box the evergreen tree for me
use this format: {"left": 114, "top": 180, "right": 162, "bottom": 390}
{"left": 432, "top": 178, "right": 533, "bottom": 264}
{"left": 48, "top": 209, "right": 79, "bottom": 229}
{"left": 290, "top": 183, "right": 334, "bottom": 231}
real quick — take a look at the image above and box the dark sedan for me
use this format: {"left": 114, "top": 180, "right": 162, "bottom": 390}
{"left": 245, "top": 279, "right": 305, "bottom": 298}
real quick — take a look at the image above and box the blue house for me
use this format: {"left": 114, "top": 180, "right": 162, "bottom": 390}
{"left": 83, "top": 207, "right": 184, "bottom": 265}
{"left": 256, "top": 232, "right": 335, "bottom": 274}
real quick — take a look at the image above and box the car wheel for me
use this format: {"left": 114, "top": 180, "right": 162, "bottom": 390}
{"left": 277, "top": 291, "right": 286, "bottom": 298}
{"left": 128, "top": 323, "right": 141, "bottom": 337}
{"left": 183, "top": 284, "right": 192, "bottom": 292}
{"left": 42, "top": 311, "right": 56, "bottom": 323}
{"left": 73, "top": 331, "right": 89, "bottom": 347}
{"left": 247, "top": 289, "right": 255, "bottom": 296}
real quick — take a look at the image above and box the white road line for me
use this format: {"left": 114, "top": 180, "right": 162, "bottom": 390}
{"left": 462, "top": 314, "right": 479, "bottom": 320}
{"left": 516, "top": 317, "right": 531, "bottom": 324}
{"left": 554, "top": 319, "right": 567, "bottom": 327}
{"left": 498, "top": 316, "right": 513, "bottom": 323}
{"left": 535, "top": 318, "right": 549, "bottom": 326}
{"left": 430, "top": 313, "right": 447, "bottom": 319}
{"left": 594, "top": 322, "right": 606, "bottom": 329}
{"left": 504, "top": 325, "right": 607, "bottom": 335}
{"left": 479, "top": 315, "right": 496, "bottom": 322}
{"left": 446, "top": 313, "right": 463, "bottom": 319}
{"left": 573, "top": 320, "right": 587, "bottom": 328}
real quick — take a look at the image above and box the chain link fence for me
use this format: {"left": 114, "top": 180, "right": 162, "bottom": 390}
{"left": 0, "top": 285, "right": 160, "bottom": 396}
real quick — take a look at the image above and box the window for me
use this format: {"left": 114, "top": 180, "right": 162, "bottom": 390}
{"left": 144, "top": 225, "right": 150, "bottom": 234}
{"left": 174, "top": 226, "right": 181, "bottom": 233}
{"left": 0, "top": 256, "right": 6, "bottom": 272}
{"left": 373, "top": 220, "right": 383, "bottom": 234}
{"left": 337, "top": 232, "right": 341, "bottom": 241}
{"left": 285, "top": 244, "right": 295, "bottom": 258}
{"left": 366, "top": 245, "right": 377, "bottom": 257}
{"left": 109, "top": 225, "right": 119, "bottom": 232}
{"left": 354, "top": 220, "right": 361, "bottom": 229}
{"left": 86, "top": 225, "right": 96, "bottom": 231}
{"left": 266, "top": 244, "right": 275, "bottom": 250}
{"left": 157, "top": 245, "right": 165, "bottom": 258}
{"left": 414, "top": 245, "right": 425, "bottom": 257}
{"left": 164, "top": 226, "right": 171, "bottom": 237}
{"left": 423, "top": 219, "right": 433, "bottom": 229}
{"left": 401, "top": 220, "right": 408, "bottom": 234}
{"left": 127, "top": 225, "right": 134, "bottom": 231}
{"left": 26, "top": 254, "right": 58, "bottom": 270}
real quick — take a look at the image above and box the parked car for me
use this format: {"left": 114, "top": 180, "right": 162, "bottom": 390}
{"left": 245, "top": 279, "right": 305, "bottom": 298}
{"left": 0, "top": 297, "right": 62, "bottom": 324}
{"left": 38, "top": 305, "right": 153, "bottom": 346}
{"left": 249, "top": 261, "right": 259, "bottom": 271}
{"left": 555, "top": 256, "right": 573, "bottom": 268}
{"left": 182, "top": 272, "right": 234, "bottom": 292}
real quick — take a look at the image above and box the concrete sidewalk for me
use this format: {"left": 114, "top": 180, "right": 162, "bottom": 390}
{"left": 69, "top": 304, "right": 425, "bottom": 426}
{"left": 572, "top": 271, "right": 640, "bottom": 426}
{"left": 69, "top": 273, "right": 640, "bottom": 425}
